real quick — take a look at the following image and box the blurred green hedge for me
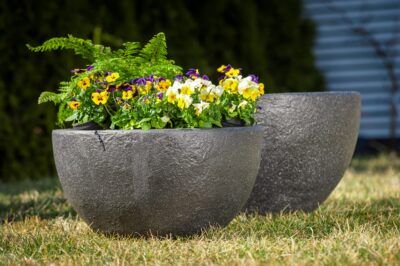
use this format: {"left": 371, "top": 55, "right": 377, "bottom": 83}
{"left": 0, "top": 0, "right": 324, "bottom": 181}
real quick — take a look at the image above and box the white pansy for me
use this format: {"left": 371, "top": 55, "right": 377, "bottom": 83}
{"left": 161, "top": 116, "right": 170, "bottom": 123}
{"left": 200, "top": 78, "right": 212, "bottom": 87}
{"left": 229, "top": 104, "right": 237, "bottom": 113}
{"left": 193, "top": 101, "right": 210, "bottom": 116}
{"left": 238, "top": 76, "right": 258, "bottom": 98}
{"left": 166, "top": 86, "right": 179, "bottom": 103}
{"left": 172, "top": 80, "right": 183, "bottom": 90}
{"left": 212, "top": 85, "right": 224, "bottom": 97}
{"left": 238, "top": 100, "right": 248, "bottom": 109}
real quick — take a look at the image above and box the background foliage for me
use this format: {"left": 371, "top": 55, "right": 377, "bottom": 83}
{"left": 0, "top": 0, "right": 324, "bottom": 181}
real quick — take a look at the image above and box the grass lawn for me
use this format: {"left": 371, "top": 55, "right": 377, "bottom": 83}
{"left": 0, "top": 155, "right": 399, "bottom": 265}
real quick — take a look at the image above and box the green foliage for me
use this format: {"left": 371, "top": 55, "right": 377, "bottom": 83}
{"left": 0, "top": 0, "right": 323, "bottom": 180}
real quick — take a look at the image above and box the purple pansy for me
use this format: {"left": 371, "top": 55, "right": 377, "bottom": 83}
{"left": 202, "top": 75, "right": 210, "bottom": 80}
{"left": 120, "top": 83, "right": 132, "bottom": 91}
{"left": 249, "top": 74, "right": 259, "bottom": 83}
{"left": 136, "top": 77, "right": 147, "bottom": 86}
{"left": 223, "top": 64, "right": 232, "bottom": 73}
{"left": 86, "top": 65, "right": 94, "bottom": 71}
{"left": 218, "top": 75, "right": 225, "bottom": 81}
{"left": 107, "top": 84, "right": 117, "bottom": 92}
{"left": 186, "top": 68, "right": 200, "bottom": 78}
{"left": 146, "top": 75, "right": 155, "bottom": 83}
{"left": 174, "top": 75, "right": 184, "bottom": 82}
{"left": 157, "top": 92, "right": 164, "bottom": 100}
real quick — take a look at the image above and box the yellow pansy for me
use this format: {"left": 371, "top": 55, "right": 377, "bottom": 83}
{"left": 225, "top": 68, "right": 240, "bottom": 77}
{"left": 122, "top": 90, "right": 133, "bottom": 100}
{"left": 105, "top": 72, "right": 120, "bottom": 83}
{"left": 139, "top": 81, "right": 152, "bottom": 95}
{"left": 258, "top": 83, "right": 265, "bottom": 95}
{"left": 200, "top": 89, "right": 215, "bottom": 103}
{"left": 199, "top": 85, "right": 223, "bottom": 103}
{"left": 180, "top": 85, "right": 194, "bottom": 95}
{"left": 156, "top": 79, "right": 172, "bottom": 92}
{"left": 217, "top": 65, "right": 227, "bottom": 73}
{"left": 91, "top": 91, "right": 109, "bottom": 105}
{"left": 68, "top": 101, "right": 80, "bottom": 110}
{"left": 241, "top": 87, "right": 252, "bottom": 99}
{"left": 250, "top": 89, "right": 260, "bottom": 101}
{"left": 77, "top": 77, "right": 90, "bottom": 89}
{"left": 222, "top": 78, "right": 239, "bottom": 94}
{"left": 176, "top": 94, "right": 193, "bottom": 109}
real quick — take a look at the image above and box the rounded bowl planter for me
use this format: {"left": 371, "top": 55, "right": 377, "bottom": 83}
{"left": 52, "top": 127, "right": 263, "bottom": 236}
{"left": 244, "top": 92, "right": 361, "bottom": 213}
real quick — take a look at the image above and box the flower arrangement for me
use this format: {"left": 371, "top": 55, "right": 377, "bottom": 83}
{"left": 29, "top": 33, "right": 264, "bottom": 129}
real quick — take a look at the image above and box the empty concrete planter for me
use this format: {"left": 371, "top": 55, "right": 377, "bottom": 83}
{"left": 53, "top": 127, "right": 263, "bottom": 236}
{"left": 244, "top": 92, "right": 361, "bottom": 213}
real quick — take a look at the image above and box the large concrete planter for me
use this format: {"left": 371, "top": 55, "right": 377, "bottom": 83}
{"left": 244, "top": 92, "right": 361, "bottom": 213}
{"left": 53, "top": 127, "right": 263, "bottom": 236}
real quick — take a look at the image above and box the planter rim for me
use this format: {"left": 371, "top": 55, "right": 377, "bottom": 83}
{"left": 263, "top": 91, "right": 360, "bottom": 97}
{"left": 52, "top": 125, "right": 263, "bottom": 135}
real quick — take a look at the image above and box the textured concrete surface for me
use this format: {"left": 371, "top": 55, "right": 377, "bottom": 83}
{"left": 244, "top": 92, "right": 361, "bottom": 213}
{"left": 53, "top": 127, "right": 263, "bottom": 236}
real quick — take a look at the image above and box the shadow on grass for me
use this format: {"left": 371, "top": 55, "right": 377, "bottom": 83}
{"left": 1, "top": 178, "right": 398, "bottom": 240}
{"left": 0, "top": 178, "right": 76, "bottom": 223}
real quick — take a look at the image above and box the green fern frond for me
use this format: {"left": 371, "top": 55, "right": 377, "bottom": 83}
{"left": 139, "top": 33, "right": 168, "bottom": 63}
{"left": 27, "top": 35, "right": 100, "bottom": 60}
{"left": 38, "top": 91, "right": 61, "bottom": 104}
{"left": 114, "top": 42, "right": 141, "bottom": 57}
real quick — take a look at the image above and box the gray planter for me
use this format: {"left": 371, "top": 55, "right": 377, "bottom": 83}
{"left": 244, "top": 92, "right": 361, "bottom": 213}
{"left": 52, "top": 127, "right": 263, "bottom": 236}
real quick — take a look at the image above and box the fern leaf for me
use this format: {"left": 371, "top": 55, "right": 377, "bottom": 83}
{"left": 122, "top": 42, "right": 141, "bottom": 56}
{"left": 139, "top": 32, "right": 168, "bottom": 63}
{"left": 38, "top": 91, "right": 59, "bottom": 104}
{"left": 27, "top": 35, "right": 100, "bottom": 60}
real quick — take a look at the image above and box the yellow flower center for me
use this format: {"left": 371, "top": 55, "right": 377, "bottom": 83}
{"left": 68, "top": 101, "right": 80, "bottom": 110}
{"left": 167, "top": 93, "right": 177, "bottom": 103}
{"left": 77, "top": 77, "right": 91, "bottom": 89}
{"left": 91, "top": 91, "right": 109, "bottom": 105}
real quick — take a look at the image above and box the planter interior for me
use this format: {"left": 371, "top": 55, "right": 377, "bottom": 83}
{"left": 53, "top": 127, "right": 263, "bottom": 236}
{"left": 244, "top": 92, "right": 361, "bottom": 213}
